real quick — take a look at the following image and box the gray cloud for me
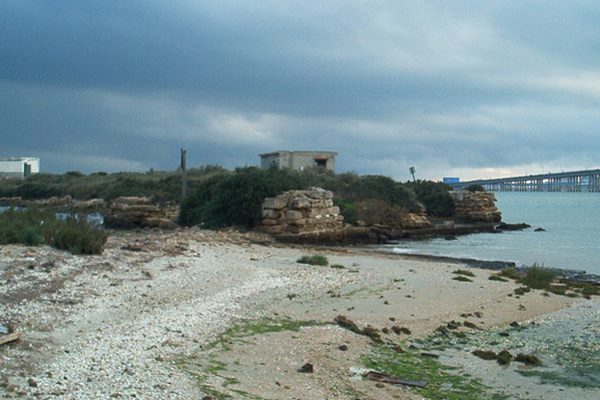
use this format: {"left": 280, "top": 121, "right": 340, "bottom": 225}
{"left": 1, "top": 1, "right": 599, "bottom": 180}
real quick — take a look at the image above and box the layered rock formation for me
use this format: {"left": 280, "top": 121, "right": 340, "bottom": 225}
{"left": 104, "top": 197, "right": 178, "bottom": 229}
{"left": 260, "top": 187, "right": 344, "bottom": 234}
{"left": 449, "top": 190, "right": 501, "bottom": 222}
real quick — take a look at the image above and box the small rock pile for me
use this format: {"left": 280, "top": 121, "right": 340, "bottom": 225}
{"left": 260, "top": 187, "right": 344, "bottom": 234}
{"left": 104, "top": 197, "right": 178, "bottom": 229}
{"left": 449, "top": 190, "right": 501, "bottom": 222}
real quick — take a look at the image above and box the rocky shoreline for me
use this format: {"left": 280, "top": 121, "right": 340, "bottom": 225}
{"left": 0, "top": 228, "right": 588, "bottom": 399}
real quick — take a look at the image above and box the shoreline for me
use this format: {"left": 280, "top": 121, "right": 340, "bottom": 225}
{"left": 0, "top": 228, "right": 592, "bottom": 399}
{"left": 379, "top": 250, "right": 600, "bottom": 284}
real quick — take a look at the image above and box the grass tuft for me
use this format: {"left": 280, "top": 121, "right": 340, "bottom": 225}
{"left": 453, "top": 275, "right": 473, "bottom": 283}
{"left": 519, "top": 264, "right": 557, "bottom": 289}
{"left": 296, "top": 255, "right": 329, "bottom": 266}
{"left": 488, "top": 275, "right": 508, "bottom": 282}
{"left": 453, "top": 269, "right": 475, "bottom": 277}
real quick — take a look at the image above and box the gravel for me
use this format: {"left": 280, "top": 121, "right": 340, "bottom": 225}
{"left": 0, "top": 229, "right": 351, "bottom": 399}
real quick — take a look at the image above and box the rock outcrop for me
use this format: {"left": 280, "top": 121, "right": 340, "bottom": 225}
{"left": 104, "top": 197, "right": 178, "bottom": 229}
{"left": 449, "top": 190, "right": 501, "bottom": 222}
{"left": 260, "top": 187, "right": 344, "bottom": 235}
{"left": 400, "top": 212, "right": 432, "bottom": 229}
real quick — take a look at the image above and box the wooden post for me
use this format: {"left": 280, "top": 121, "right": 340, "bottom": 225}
{"left": 181, "top": 148, "right": 188, "bottom": 200}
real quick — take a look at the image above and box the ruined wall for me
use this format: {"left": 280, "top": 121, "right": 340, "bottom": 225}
{"left": 449, "top": 190, "right": 501, "bottom": 223}
{"left": 260, "top": 187, "right": 344, "bottom": 234}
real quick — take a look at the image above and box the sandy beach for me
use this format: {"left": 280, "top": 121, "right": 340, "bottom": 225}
{"left": 0, "top": 228, "right": 584, "bottom": 399}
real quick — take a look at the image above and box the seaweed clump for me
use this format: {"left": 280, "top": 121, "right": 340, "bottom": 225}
{"left": 334, "top": 315, "right": 382, "bottom": 343}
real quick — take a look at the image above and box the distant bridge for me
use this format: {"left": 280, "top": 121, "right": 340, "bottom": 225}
{"left": 450, "top": 169, "right": 600, "bottom": 192}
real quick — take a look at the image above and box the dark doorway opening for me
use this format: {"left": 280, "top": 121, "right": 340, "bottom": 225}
{"left": 314, "top": 158, "right": 327, "bottom": 169}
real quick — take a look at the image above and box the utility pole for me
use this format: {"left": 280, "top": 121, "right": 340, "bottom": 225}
{"left": 181, "top": 148, "right": 188, "bottom": 199}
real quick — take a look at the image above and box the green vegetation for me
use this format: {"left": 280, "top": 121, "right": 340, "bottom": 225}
{"left": 0, "top": 208, "right": 107, "bottom": 254}
{"left": 178, "top": 167, "right": 459, "bottom": 228}
{"left": 453, "top": 275, "right": 473, "bottom": 283}
{"left": 496, "top": 264, "right": 598, "bottom": 298}
{"left": 519, "top": 264, "right": 557, "bottom": 289}
{"left": 0, "top": 166, "right": 227, "bottom": 203}
{"left": 513, "top": 286, "right": 532, "bottom": 296}
{"left": 1, "top": 165, "right": 468, "bottom": 230}
{"left": 406, "top": 180, "right": 455, "bottom": 217}
{"left": 354, "top": 198, "right": 408, "bottom": 226}
{"left": 465, "top": 184, "right": 486, "bottom": 192}
{"left": 453, "top": 269, "right": 475, "bottom": 277}
{"left": 497, "top": 267, "right": 521, "bottom": 280}
{"left": 363, "top": 345, "right": 508, "bottom": 399}
{"left": 296, "top": 254, "right": 329, "bottom": 266}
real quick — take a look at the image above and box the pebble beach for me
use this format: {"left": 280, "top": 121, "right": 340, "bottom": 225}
{"left": 0, "top": 228, "right": 587, "bottom": 399}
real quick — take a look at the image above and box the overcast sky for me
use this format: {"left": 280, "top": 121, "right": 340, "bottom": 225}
{"left": 2, "top": 1, "right": 600, "bottom": 181}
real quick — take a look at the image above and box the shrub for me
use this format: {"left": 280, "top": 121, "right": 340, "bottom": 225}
{"left": 297, "top": 255, "right": 329, "bottom": 266}
{"left": 466, "top": 184, "right": 486, "bottom": 192}
{"left": 338, "top": 175, "right": 420, "bottom": 211}
{"left": 488, "top": 275, "right": 508, "bottom": 282}
{"left": 452, "top": 269, "right": 475, "bottom": 277}
{"left": 48, "top": 217, "right": 108, "bottom": 255}
{"left": 498, "top": 267, "right": 521, "bottom": 280}
{"left": 354, "top": 198, "right": 407, "bottom": 227}
{"left": 0, "top": 208, "right": 107, "bottom": 254}
{"left": 0, "top": 208, "right": 53, "bottom": 245}
{"left": 333, "top": 199, "right": 358, "bottom": 225}
{"left": 407, "top": 180, "right": 455, "bottom": 217}
{"left": 180, "top": 167, "right": 308, "bottom": 228}
{"left": 453, "top": 276, "right": 473, "bottom": 282}
{"left": 178, "top": 167, "right": 342, "bottom": 228}
{"left": 519, "top": 264, "right": 556, "bottom": 289}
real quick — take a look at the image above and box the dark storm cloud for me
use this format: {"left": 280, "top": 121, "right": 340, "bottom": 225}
{"left": 1, "top": 1, "right": 599, "bottom": 179}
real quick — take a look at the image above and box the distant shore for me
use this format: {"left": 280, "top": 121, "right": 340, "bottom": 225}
{"left": 0, "top": 228, "right": 587, "bottom": 399}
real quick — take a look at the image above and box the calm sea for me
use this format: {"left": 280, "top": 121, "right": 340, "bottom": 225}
{"left": 388, "top": 192, "right": 600, "bottom": 275}
{"left": 390, "top": 192, "right": 600, "bottom": 397}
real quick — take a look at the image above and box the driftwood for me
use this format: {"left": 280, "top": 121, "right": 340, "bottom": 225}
{"left": 365, "top": 371, "right": 427, "bottom": 388}
{"left": 0, "top": 332, "right": 21, "bottom": 347}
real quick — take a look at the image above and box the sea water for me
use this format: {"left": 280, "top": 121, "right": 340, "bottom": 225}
{"left": 389, "top": 192, "right": 600, "bottom": 275}
{"left": 390, "top": 192, "right": 600, "bottom": 397}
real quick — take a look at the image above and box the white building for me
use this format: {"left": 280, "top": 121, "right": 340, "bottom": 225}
{"left": 0, "top": 157, "right": 40, "bottom": 178}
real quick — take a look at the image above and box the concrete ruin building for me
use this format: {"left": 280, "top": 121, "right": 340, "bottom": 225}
{"left": 259, "top": 151, "right": 337, "bottom": 172}
{"left": 0, "top": 157, "right": 40, "bottom": 178}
